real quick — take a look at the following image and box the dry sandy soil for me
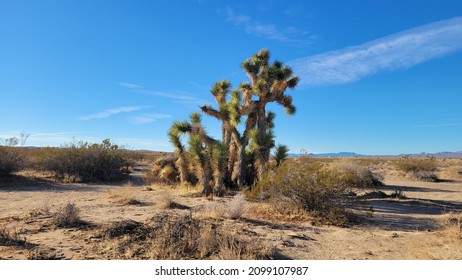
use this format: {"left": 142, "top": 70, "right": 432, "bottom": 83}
{"left": 1, "top": 162, "right": 462, "bottom": 260}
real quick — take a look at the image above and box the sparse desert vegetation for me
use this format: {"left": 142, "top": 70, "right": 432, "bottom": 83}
{"left": 1, "top": 152, "right": 462, "bottom": 260}
{"left": 1, "top": 50, "right": 462, "bottom": 260}
{"left": 395, "top": 156, "right": 439, "bottom": 181}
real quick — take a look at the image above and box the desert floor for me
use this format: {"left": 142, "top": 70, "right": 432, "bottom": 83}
{"left": 1, "top": 162, "right": 462, "bottom": 260}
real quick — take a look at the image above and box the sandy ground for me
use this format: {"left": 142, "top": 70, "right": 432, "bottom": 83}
{"left": 1, "top": 166, "right": 462, "bottom": 260}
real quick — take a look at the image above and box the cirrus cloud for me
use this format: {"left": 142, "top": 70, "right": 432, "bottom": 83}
{"left": 289, "top": 17, "right": 462, "bottom": 86}
{"left": 78, "top": 106, "right": 149, "bottom": 121}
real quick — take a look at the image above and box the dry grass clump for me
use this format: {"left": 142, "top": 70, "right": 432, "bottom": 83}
{"left": 28, "top": 247, "right": 63, "bottom": 260}
{"left": 395, "top": 156, "right": 438, "bottom": 181}
{"left": 409, "top": 212, "right": 462, "bottom": 259}
{"left": 438, "top": 212, "right": 462, "bottom": 240}
{"left": 247, "top": 160, "right": 371, "bottom": 226}
{"left": 0, "top": 227, "right": 27, "bottom": 247}
{"left": 245, "top": 203, "right": 313, "bottom": 223}
{"left": 52, "top": 203, "right": 84, "bottom": 228}
{"left": 204, "top": 194, "right": 247, "bottom": 219}
{"left": 93, "top": 213, "right": 274, "bottom": 260}
{"left": 440, "top": 165, "right": 462, "bottom": 180}
{"left": 107, "top": 183, "right": 142, "bottom": 205}
{"left": 158, "top": 193, "right": 175, "bottom": 209}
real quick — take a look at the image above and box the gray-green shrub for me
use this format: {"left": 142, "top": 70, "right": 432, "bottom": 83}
{"left": 395, "top": 156, "right": 438, "bottom": 181}
{"left": 0, "top": 146, "right": 24, "bottom": 176}
{"left": 329, "top": 159, "right": 383, "bottom": 188}
{"left": 41, "top": 139, "right": 132, "bottom": 182}
{"left": 248, "top": 160, "right": 371, "bottom": 225}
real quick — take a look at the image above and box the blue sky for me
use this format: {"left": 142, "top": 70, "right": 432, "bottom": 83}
{"left": 1, "top": 0, "right": 461, "bottom": 155}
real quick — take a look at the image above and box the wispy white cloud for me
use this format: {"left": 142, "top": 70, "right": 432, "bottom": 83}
{"left": 79, "top": 106, "right": 149, "bottom": 121}
{"left": 130, "top": 113, "right": 172, "bottom": 124}
{"left": 144, "top": 90, "right": 208, "bottom": 104}
{"left": 225, "top": 7, "right": 313, "bottom": 44}
{"left": 417, "top": 123, "right": 462, "bottom": 128}
{"left": 288, "top": 17, "right": 462, "bottom": 86}
{"left": 119, "top": 82, "right": 143, "bottom": 89}
{"left": 417, "top": 117, "right": 462, "bottom": 128}
{"left": 119, "top": 82, "right": 209, "bottom": 105}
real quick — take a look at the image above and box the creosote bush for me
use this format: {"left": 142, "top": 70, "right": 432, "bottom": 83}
{"left": 0, "top": 146, "right": 25, "bottom": 176}
{"left": 247, "top": 160, "right": 371, "bottom": 225}
{"left": 329, "top": 159, "right": 383, "bottom": 188}
{"left": 41, "top": 139, "right": 132, "bottom": 182}
{"left": 395, "top": 156, "right": 438, "bottom": 181}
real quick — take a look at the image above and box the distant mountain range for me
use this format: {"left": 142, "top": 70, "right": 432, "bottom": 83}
{"left": 290, "top": 152, "right": 365, "bottom": 157}
{"left": 289, "top": 151, "right": 462, "bottom": 158}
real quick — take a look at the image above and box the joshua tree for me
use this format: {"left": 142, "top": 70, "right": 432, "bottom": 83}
{"left": 168, "top": 121, "right": 190, "bottom": 185}
{"left": 168, "top": 48, "right": 298, "bottom": 193}
{"left": 240, "top": 49, "right": 298, "bottom": 178}
{"left": 273, "top": 144, "right": 289, "bottom": 167}
{"left": 168, "top": 113, "right": 217, "bottom": 195}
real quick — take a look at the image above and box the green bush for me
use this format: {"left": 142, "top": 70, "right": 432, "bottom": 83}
{"left": 248, "top": 160, "right": 371, "bottom": 225}
{"left": 395, "top": 156, "right": 438, "bottom": 181}
{"left": 41, "top": 139, "right": 132, "bottom": 182}
{"left": 0, "top": 146, "right": 24, "bottom": 176}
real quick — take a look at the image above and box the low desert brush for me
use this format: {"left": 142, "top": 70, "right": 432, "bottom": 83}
{"left": 108, "top": 183, "right": 142, "bottom": 205}
{"left": 158, "top": 189, "right": 176, "bottom": 209}
{"left": 329, "top": 159, "right": 383, "bottom": 188}
{"left": 53, "top": 203, "right": 83, "bottom": 228}
{"left": 0, "top": 146, "right": 24, "bottom": 176}
{"left": 0, "top": 226, "right": 26, "bottom": 246}
{"left": 395, "top": 156, "right": 438, "bottom": 181}
{"left": 247, "top": 160, "right": 371, "bottom": 226}
{"left": 438, "top": 212, "right": 462, "bottom": 240}
{"left": 40, "top": 139, "right": 132, "bottom": 182}
{"left": 94, "top": 213, "right": 274, "bottom": 260}
{"left": 204, "top": 194, "right": 247, "bottom": 219}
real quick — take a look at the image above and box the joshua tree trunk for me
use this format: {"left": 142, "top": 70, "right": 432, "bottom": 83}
{"left": 236, "top": 142, "right": 247, "bottom": 189}
{"left": 214, "top": 172, "right": 225, "bottom": 197}
{"left": 176, "top": 154, "right": 188, "bottom": 184}
{"left": 199, "top": 159, "right": 212, "bottom": 196}
{"left": 256, "top": 104, "right": 270, "bottom": 179}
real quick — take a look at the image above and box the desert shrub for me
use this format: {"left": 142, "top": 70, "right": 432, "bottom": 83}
{"left": 150, "top": 214, "right": 273, "bottom": 259}
{"left": 0, "top": 226, "right": 27, "bottom": 246}
{"left": 439, "top": 212, "right": 462, "bottom": 240}
{"left": 248, "top": 160, "right": 370, "bottom": 225}
{"left": 95, "top": 213, "right": 274, "bottom": 259}
{"left": 107, "top": 183, "right": 142, "bottom": 205}
{"left": 395, "top": 156, "right": 438, "bottom": 181}
{"left": 40, "top": 139, "right": 132, "bottom": 182}
{"left": 0, "top": 146, "right": 25, "bottom": 176}
{"left": 53, "top": 203, "right": 83, "bottom": 228}
{"left": 204, "top": 194, "right": 247, "bottom": 219}
{"left": 329, "top": 159, "right": 383, "bottom": 188}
